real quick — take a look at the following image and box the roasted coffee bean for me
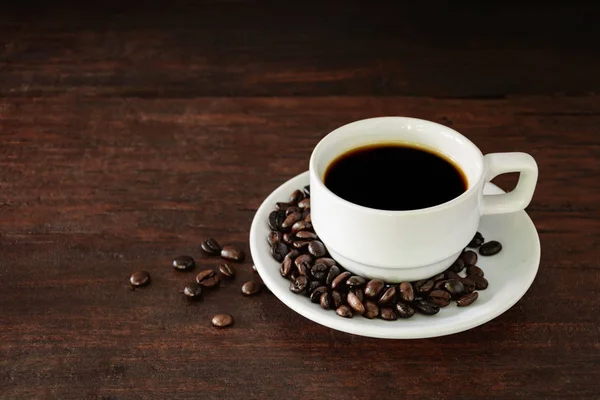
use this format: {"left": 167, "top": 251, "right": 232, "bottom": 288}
{"left": 211, "top": 314, "right": 234, "bottom": 328}
{"left": 480, "top": 240, "right": 502, "bottom": 256}
{"left": 268, "top": 210, "right": 286, "bottom": 231}
{"left": 308, "top": 240, "right": 327, "bottom": 257}
{"left": 315, "top": 257, "right": 336, "bottom": 267}
{"left": 466, "top": 265, "right": 484, "bottom": 277}
{"left": 363, "top": 301, "right": 380, "bottom": 319}
{"left": 280, "top": 258, "right": 293, "bottom": 277}
{"left": 271, "top": 242, "right": 289, "bottom": 262}
{"left": 461, "top": 277, "right": 476, "bottom": 293}
{"left": 469, "top": 275, "right": 489, "bottom": 290}
{"left": 221, "top": 246, "right": 245, "bottom": 262}
{"left": 297, "top": 261, "right": 310, "bottom": 276}
{"left": 295, "top": 230, "right": 318, "bottom": 240}
{"left": 468, "top": 231, "right": 485, "bottom": 248}
{"left": 336, "top": 305, "right": 353, "bottom": 318}
{"left": 130, "top": 271, "right": 151, "bottom": 287}
{"left": 331, "top": 290, "right": 344, "bottom": 308}
{"left": 292, "top": 240, "right": 311, "bottom": 249}
{"left": 347, "top": 292, "right": 365, "bottom": 314}
{"left": 431, "top": 273, "right": 446, "bottom": 282}
{"left": 461, "top": 250, "right": 478, "bottom": 266}
{"left": 310, "top": 263, "right": 329, "bottom": 281}
{"left": 289, "top": 189, "right": 304, "bottom": 205}
{"left": 183, "top": 283, "right": 203, "bottom": 300}
{"left": 307, "top": 280, "right": 321, "bottom": 294}
{"left": 429, "top": 290, "right": 452, "bottom": 307}
{"left": 331, "top": 271, "right": 352, "bottom": 290}
{"left": 282, "top": 212, "right": 302, "bottom": 230}
{"left": 298, "top": 198, "right": 311, "bottom": 209}
{"left": 353, "top": 288, "right": 364, "bottom": 302}
{"left": 290, "top": 272, "right": 298, "bottom": 281}
{"left": 282, "top": 232, "right": 294, "bottom": 245}
{"left": 275, "top": 202, "right": 292, "bottom": 211}
{"left": 201, "top": 238, "right": 222, "bottom": 255}
{"left": 444, "top": 279, "right": 465, "bottom": 297}
{"left": 380, "top": 307, "right": 397, "bottom": 321}
{"left": 289, "top": 276, "right": 308, "bottom": 294}
{"left": 302, "top": 209, "right": 311, "bottom": 220}
{"left": 378, "top": 286, "right": 397, "bottom": 305}
{"left": 291, "top": 221, "right": 312, "bottom": 234}
{"left": 414, "top": 279, "right": 434, "bottom": 294}
{"left": 310, "top": 286, "right": 328, "bottom": 303}
{"left": 304, "top": 213, "right": 312, "bottom": 222}
{"left": 445, "top": 270, "right": 461, "bottom": 280}
{"left": 414, "top": 299, "right": 440, "bottom": 315}
{"left": 201, "top": 274, "right": 221, "bottom": 289}
{"left": 449, "top": 258, "right": 465, "bottom": 273}
{"left": 173, "top": 255, "right": 195, "bottom": 271}
{"left": 399, "top": 281, "right": 415, "bottom": 302}
{"left": 285, "top": 206, "right": 301, "bottom": 216}
{"left": 294, "top": 254, "right": 312, "bottom": 268}
{"left": 457, "top": 291, "right": 479, "bottom": 307}
{"left": 346, "top": 275, "right": 366, "bottom": 287}
{"left": 196, "top": 269, "right": 216, "bottom": 282}
{"left": 285, "top": 249, "right": 300, "bottom": 261}
{"left": 267, "top": 231, "right": 283, "bottom": 246}
{"left": 303, "top": 185, "right": 311, "bottom": 197}
{"left": 365, "top": 279, "right": 385, "bottom": 299}
{"left": 395, "top": 302, "right": 416, "bottom": 318}
{"left": 325, "top": 265, "right": 341, "bottom": 285}
{"left": 434, "top": 279, "right": 449, "bottom": 290}
{"left": 241, "top": 281, "right": 261, "bottom": 296}
{"left": 320, "top": 292, "right": 333, "bottom": 310}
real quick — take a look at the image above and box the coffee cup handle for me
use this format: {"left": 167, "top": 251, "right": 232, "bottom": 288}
{"left": 482, "top": 152, "right": 538, "bottom": 215}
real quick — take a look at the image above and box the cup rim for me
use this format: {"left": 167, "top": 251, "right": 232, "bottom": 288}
{"left": 309, "top": 116, "right": 486, "bottom": 216}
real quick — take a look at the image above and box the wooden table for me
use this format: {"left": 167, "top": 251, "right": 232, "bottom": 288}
{"left": 2, "top": 2, "right": 599, "bottom": 399}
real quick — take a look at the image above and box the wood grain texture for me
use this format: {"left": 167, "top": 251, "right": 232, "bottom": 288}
{"left": 1, "top": 2, "right": 600, "bottom": 399}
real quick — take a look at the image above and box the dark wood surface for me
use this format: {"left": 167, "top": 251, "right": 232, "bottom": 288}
{"left": 2, "top": 2, "right": 600, "bottom": 399}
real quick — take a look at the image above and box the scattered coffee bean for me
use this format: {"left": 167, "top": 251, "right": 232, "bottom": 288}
{"left": 296, "top": 261, "right": 309, "bottom": 276}
{"left": 448, "top": 258, "right": 465, "bottom": 273}
{"left": 130, "top": 271, "right": 151, "bottom": 287}
{"left": 320, "top": 292, "right": 333, "bottom": 310}
{"left": 445, "top": 270, "right": 461, "bottom": 280}
{"left": 307, "top": 280, "right": 321, "bottom": 294}
{"left": 378, "top": 286, "right": 397, "bottom": 305}
{"left": 292, "top": 240, "right": 311, "bottom": 249}
{"left": 315, "top": 257, "right": 337, "bottom": 267}
{"left": 285, "top": 249, "right": 300, "bottom": 261}
{"left": 480, "top": 240, "right": 502, "bottom": 256}
{"left": 457, "top": 291, "right": 479, "bottom": 307}
{"left": 346, "top": 275, "right": 366, "bottom": 287}
{"left": 280, "top": 258, "right": 293, "bottom": 277}
{"left": 201, "top": 238, "right": 222, "bottom": 256}
{"left": 325, "top": 266, "right": 341, "bottom": 285}
{"left": 268, "top": 210, "right": 286, "bottom": 231}
{"left": 310, "top": 286, "right": 328, "bottom": 303}
{"left": 298, "top": 198, "right": 311, "bottom": 209}
{"left": 271, "top": 242, "right": 289, "bottom": 262}
{"left": 347, "top": 292, "right": 365, "bottom": 314}
{"left": 282, "top": 212, "right": 302, "bottom": 230}
{"left": 395, "top": 302, "right": 416, "bottom": 318}
{"left": 267, "top": 231, "right": 282, "bottom": 246}
{"left": 285, "top": 206, "right": 301, "bottom": 216}
{"left": 294, "top": 254, "right": 312, "bottom": 268}
{"left": 200, "top": 274, "right": 220, "bottom": 289}
{"left": 461, "top": 277, "right": 476, "bottom": 293}
{"left": 173, "top": 255, "right": 195, "bottom": 271}
{"left": 429, "top": 290, "right": 452, "bottom": 307}
{"left": 221, "top": 246, "right": 245, "bottom": 262}
{"left": 466, "top": 265, "right": 484, "bottom": 277}
{"left": 295, "top": 230, "right": 318, "bottom": 240}
{"left": 310, "top": 263, "right": 329, "bottom": 281}
{"left": 331, "top": 290, "right": 344, "bottom": 308}
{"left": 365, "top": 279, "right": 385, "bottom": 299}
{"left": 336, "top": 305, "right": 353, "bottom": 318}
{"left": 414, "top": 279, "right": 434, "bottom": 294}
{"left": 195, "top": 269, "right": 215, "bottom": 283}
{"left": 469, "top": 275, "right": 489, "bottom": 290}
{"left": 399, "top": 281, "right": 415, "bottom": 302}
{"left": 444, "top": 279, "right": 465, "bottom": 298}
{"left": 304, "top": 213, "right": 312, "bottom": 222}
{"left": 276, "top": 202, "right": 291, "bottom": 211}
{"left": 183, "top": 283, "right": 203, "bottom": 300}
{"left": 468, "top": 231, "right": 485, "bottom": 248}
{"left": 282, "top": 232, "right": 294, "bottom": 245}
{"left": 241, "top": 281, "right": 262, "bottom": 296}
{"left": 380, "top": 307, "right": 397, "bottom": 321}
{"left": 289, "top": 189, "right": 304, "bottom": 205}
{"left": 289, "top": 276, "right": 308, "bottom": 294}
{"left": 363, "top": 301, "right": 380, "bottom": 319}
{"left": 431, "top": 273, "right": 446, "bottom": 282}
{"left": 218, "top": 264, "right": 235, "bottom": 279}
{"left": 352, "top": 288, "right": 364, "bottom": 302}
{"left": 302, "top": 209, "right": 310, "bottom": 220}
{"left": 291, "top": 221, "right": 312, "bottom": 234}
{"left": 331, "top": 271, "right": 352, "bottom": 290}
{"left": 414, "top": 299, "right": 440, "bottom": 315}
{"left": 303, "top": 185, "right": 310, "bottom": 197}
{"left": 461, "top": 250, "right": 478, "bottom": 266}
{"left": 307, "top": 240, "right": 327, "bottom": 257}
{"left": 211, "top": 314, "right": 234, "bottom": 328}
{"left": 434, "top": 279, "right": 449, "bottom": 290}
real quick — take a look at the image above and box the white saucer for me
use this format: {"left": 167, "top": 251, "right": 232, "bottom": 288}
{"left": 249, "top": 171, "right": 541, "bottom": 339}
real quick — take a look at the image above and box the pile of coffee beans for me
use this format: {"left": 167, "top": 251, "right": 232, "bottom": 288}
{"left": 267, "top": 186, "right": 502, "bottom": 320}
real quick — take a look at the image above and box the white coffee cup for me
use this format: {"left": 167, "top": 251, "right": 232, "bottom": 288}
{"left": 309, "top": 117, "right": 538, "bottom": 282}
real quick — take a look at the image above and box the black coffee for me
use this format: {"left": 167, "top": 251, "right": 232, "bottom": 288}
{"left": 324, "top": 143, "right": 467, "bottom": 211}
